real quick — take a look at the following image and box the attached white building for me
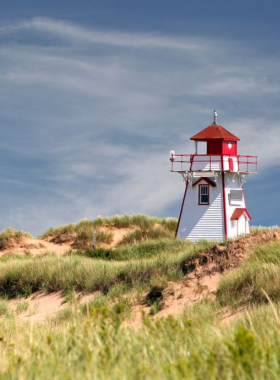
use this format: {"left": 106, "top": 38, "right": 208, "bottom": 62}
{"left": 170, "top": 111, "right": 257, "bottom": 241}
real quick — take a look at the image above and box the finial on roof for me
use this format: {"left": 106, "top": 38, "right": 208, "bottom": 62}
{"left": 213, "top": 110, "right": 217, "bottom": 125}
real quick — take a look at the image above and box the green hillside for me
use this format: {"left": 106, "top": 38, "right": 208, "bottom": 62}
{"left": 0, "top": 216, "right": 280, "bottom": 379}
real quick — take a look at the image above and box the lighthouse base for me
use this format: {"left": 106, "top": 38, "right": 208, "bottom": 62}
{"left": 176, "top": 174, "right": 251, "bottom": 242}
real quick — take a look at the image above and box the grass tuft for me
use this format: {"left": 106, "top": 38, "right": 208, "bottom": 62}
{"left": 118, "top": 225, "right": 173, "bottom": 246}
{"left": 1, "top": 224, "right": 280, "bottom": 378}
{"left": 0, "top": 239, "right": 210, "bottom": 298}
{"left": 0, "top": 228, "right": 33, "bottom": 251}
{"left": 217, "top": 241, "right": 280, "bottom": 307}
{"left": 40, "top": 215, "right": 178, "bottom": 249}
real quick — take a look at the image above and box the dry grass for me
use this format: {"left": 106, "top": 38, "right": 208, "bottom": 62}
{"left": 1, "top": 220, "right": 280, "bottom": 378}
{"left": 117, "top": 225, "right": 174, "bottom": 246}
{"left": 0, "top": 228, "right": 33, "bottom": 251}
{"left": 217, "top": 239, "right": 280, "bottom": 307}
{"left": 40, "top": 215, "right": 177, "bottom": 250}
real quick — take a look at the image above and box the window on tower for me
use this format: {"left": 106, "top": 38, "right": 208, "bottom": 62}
{"left": 199, "top": 184, "right": 209, "bottom": 205}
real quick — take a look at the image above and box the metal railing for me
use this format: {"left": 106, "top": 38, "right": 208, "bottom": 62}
{"left": 170, "top": 154, "right": 257, "bottom": 173}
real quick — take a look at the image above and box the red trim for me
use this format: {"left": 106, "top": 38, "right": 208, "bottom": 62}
{"left": 175, "top": 156, "right": 194, "bottom": 237}
{"left": 175, "top": 181, "right": 188, "bottom": 237}
{"left": 170, "top": 154, "right": 257, "bottom": 174}
{"left": 221, "top": 157, "right": 228, "bottom": 240}
{"left": 192, "top": 177, "right": 216, "bottom": 187}
{"left": 228, "top": 158, "right": 234, "bottom": 171}
{"left": 231, "top": 208, "right": 251, "bottom": 221}
{"left": 198, "top": 184, "right": 210, "bottom": 205}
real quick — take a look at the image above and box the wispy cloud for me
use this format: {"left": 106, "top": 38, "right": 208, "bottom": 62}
{"left": 0, "top": 18, "right": 279, "bottom": 234}
{"left": 0, "top": 17, "right": 212, "bottom": 52}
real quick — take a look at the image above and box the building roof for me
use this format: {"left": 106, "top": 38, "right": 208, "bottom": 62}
{"left": 192, "top": 177, "right": 216, "bottom": 187}
{"left": 190, "top": 125, "right": 240, "bottom": 141}
{"left": 230, "top": 208, "right": 251, "bottom": 221}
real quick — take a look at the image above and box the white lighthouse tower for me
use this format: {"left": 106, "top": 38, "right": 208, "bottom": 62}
{"left": 170, "top": 111, "right": 257, "bottom": 241}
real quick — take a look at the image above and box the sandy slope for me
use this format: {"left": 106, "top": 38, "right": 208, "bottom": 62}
{"left": 0, "top": 227, "right": 132, "bottom": 258}
{"left": 3, "top": 230, "right": 280, "bottom": 324}
{"left": 0, "top": 237, "right": 72, "bottom": 257}
{"left": 128, "top": 230, "right": 280, "bottom": 327}
{"left": 9, "top": 291, "right": 66, "bottom": 322}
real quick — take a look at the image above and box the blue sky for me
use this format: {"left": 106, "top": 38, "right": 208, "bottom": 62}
{"left": 0, "top": 0, "right": 279, "bottom": 235}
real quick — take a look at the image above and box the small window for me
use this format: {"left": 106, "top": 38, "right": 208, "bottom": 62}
{"left": 199, "top": 184, "right": 209, "bottom": 205}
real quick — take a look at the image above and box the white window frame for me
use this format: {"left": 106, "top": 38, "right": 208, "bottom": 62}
{"left": 199, "top": 184, "right": 209, "bottom": 205}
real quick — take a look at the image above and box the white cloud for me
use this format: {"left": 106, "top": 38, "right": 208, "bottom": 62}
{"left": 0, "top": 18, "right": 279, "bottom": 234}
{"left": 0, "top": 17, "right": 212, "bottom": 52}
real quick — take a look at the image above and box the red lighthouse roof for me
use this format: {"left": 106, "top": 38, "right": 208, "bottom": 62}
{"left": 191, "top": 125, "right": 240, "bottom": 141}
{"left": 190, "top": 111, "right": 240, "bottom": 141}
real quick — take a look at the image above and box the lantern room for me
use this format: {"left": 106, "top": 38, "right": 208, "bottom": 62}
{"left": 191, "top": 111, "right": 240, "bottom": 156}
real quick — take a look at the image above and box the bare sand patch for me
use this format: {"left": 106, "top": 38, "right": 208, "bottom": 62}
{"left": 9, "top": 291, "right": 66, "bottom": 322}
{"left": 98, "top": 227, "right": 133, "bottom": 247}
{"left": 0, "top": 237, "right": 73, "bottom": 257}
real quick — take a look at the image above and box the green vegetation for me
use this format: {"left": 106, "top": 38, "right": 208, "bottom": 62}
{"left": 217, "top": 240, "right": 280, "bottom": 307}
{"left": 0, "top": 239, "right": 213, "bottom": 298}
{"left": 0, "top": 299, "right": 9, "bottom": 316}
{"left": 1, "top": 218, "right": 280, "bottom": 378}
{"left": 0, "top": 228, "right": 33, "bottom": 251}
{"left": 73, "top": 238, "right": 188, "bottom": 260}
{"left": 40, "top": 214, "right": 177, "bottom": 249}
{"left": 72, "top": 229, "right": 113, "bottom": 249}
{"left": 118, "top": 225, "right": 174, "bottom": 245}
{"left": 250, "top": 225, "right": 280, "bottom": 235}
{"left": 1, "top": 302, "right": 280, "bottom": 379}
{"left": 40, "top": 220, "right": 114, "bottom": 248}
{"left": 16, "top": 300, "right": 29, "bottom": 313}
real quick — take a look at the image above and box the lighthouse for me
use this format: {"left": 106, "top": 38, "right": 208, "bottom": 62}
{"left": 170, "top": 111, "right": 257, "bottom": 241}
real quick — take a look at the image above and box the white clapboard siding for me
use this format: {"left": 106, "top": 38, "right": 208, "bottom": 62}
{"left": 177, "top": 180, "right": 224, "bottom": 242}
{"left": 224, "top": 173, "right": 247, "bottom": 239}
{"left": 222, "top": 156, "right": 239, "bottom": 171}
{"left": 190, "top": 155, "right": 239, "bottom": 172}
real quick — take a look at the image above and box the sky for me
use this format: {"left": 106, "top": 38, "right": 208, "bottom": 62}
{"left": 0, "top": 0, "right": 279, "bottom": 236}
